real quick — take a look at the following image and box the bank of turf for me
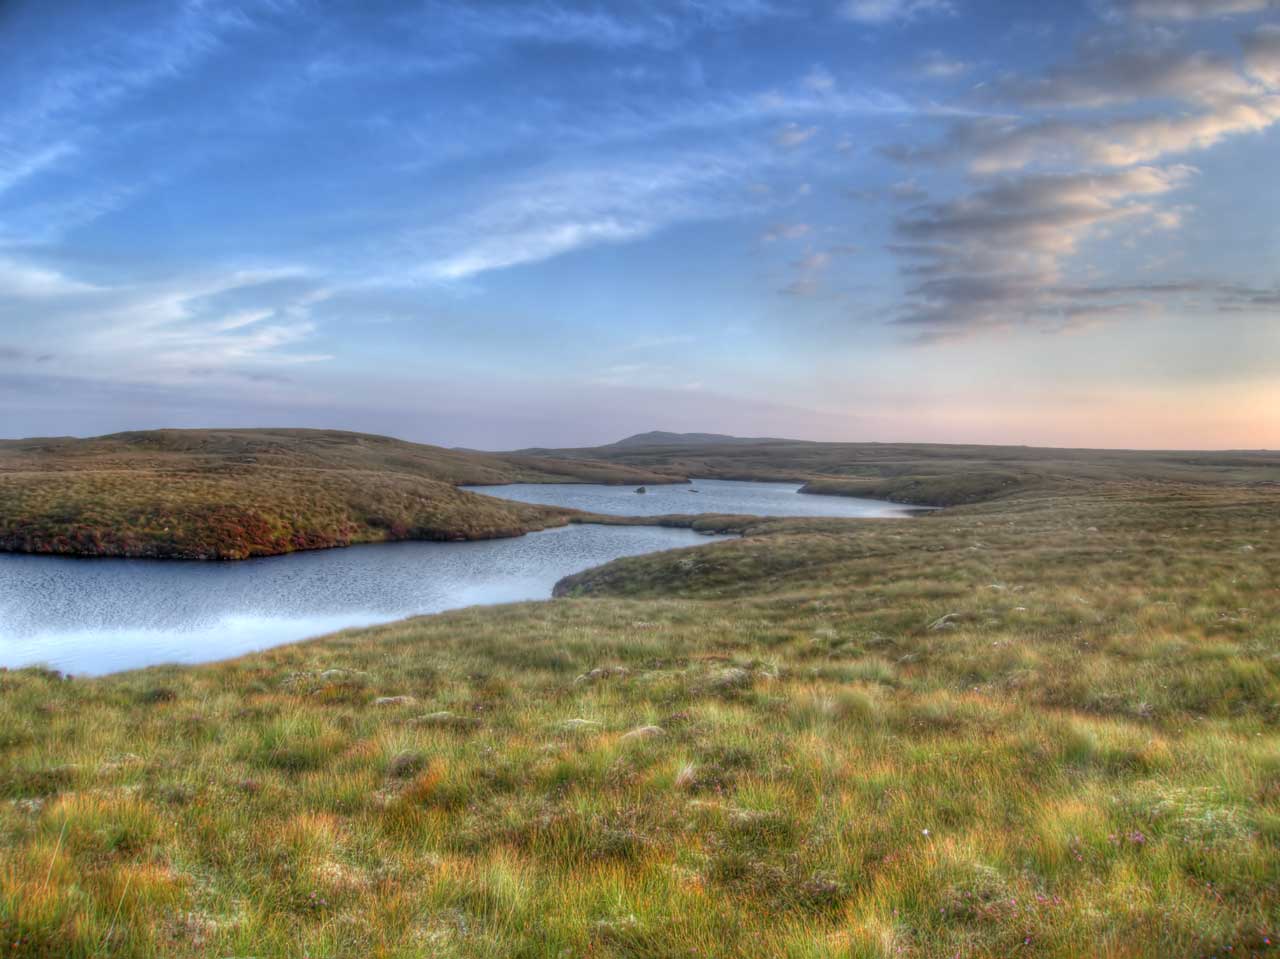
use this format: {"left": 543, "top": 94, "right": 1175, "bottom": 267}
{"left": 1, "top": 473, "right": 1277, "bottom": 956}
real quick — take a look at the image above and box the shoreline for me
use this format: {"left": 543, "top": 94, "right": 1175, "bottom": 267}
{"left": 0, "top": 482, "right": 933, "bottom": 562}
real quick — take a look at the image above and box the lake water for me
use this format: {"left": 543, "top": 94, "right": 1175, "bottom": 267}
{"left": 0, "top": 480, "right": 914, "bottom": 677}
{"left": 467, "top": 477, "right": 919, "bottom": 519}
{"left": 0, "top": 524, "right": 728, "bottom": 676}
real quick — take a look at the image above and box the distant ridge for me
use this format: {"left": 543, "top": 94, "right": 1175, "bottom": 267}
{"left": 609, "top": 431, "right": 788, "bottom": 448}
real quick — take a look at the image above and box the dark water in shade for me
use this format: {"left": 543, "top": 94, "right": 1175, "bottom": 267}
{"left": 0, "top": 524, "right": 728, "bottom": 676}
{"left": 466, "top": 477, "right": 920, "bottom": 519}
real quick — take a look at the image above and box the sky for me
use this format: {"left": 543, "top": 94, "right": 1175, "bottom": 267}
{"left": 0, "top": 0, "right": 1277, "bottom": 450}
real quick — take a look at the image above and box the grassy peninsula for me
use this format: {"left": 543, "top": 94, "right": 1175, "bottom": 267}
{"left": 0, "top": 429, "right": 676, "bottom": 560}
{"left": 1, "top": 433, "right": 1278, "bottom": 956}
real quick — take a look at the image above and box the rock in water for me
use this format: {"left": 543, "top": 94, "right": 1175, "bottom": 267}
{"left": 635, "top": 486, "right": 647, "bottom": 494}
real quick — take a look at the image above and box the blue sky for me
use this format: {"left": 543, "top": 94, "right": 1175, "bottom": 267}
{"left": 0, "top": 0, "right": 1277, "bottom": 449}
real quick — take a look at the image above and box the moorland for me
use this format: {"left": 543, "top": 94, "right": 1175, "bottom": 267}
{"left": 0, "top": 429, "right": 1278, "bottom": 956}
{"left": 0, "top": 429, "right": 677, "bottom": 560}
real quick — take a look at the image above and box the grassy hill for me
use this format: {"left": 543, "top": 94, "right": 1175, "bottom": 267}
{"left": 1, "top": 477, "right": 1277, "bottom": 956}
{"left": 0, "top": 429, "right": 677, "bottom": 560}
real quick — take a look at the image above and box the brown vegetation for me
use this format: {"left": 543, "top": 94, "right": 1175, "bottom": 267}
{"left": 0, "top": 429, "right": 675, "bottom": 560}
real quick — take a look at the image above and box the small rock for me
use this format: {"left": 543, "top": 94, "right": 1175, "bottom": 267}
{"left": 557, "top": 718, "right": 602, "bottom": 732}
{"left": 408, "top": 710, "right": 480, "bottom": 731}
{"left": 709, "top": 667, "right": 752, "bottom": 691}
{"left": 574, "top": 666, "right": 631, "bottom": 685}
{"left": 320, "top": 668, "right": 362, "bottom": 680}
{"left": 373, "top": 695, "right": 416, "bottom": 707}
{"left": 620, "top": 725, "right": 665, "bottom": 743}
{"left": 1239, "top": 544, "right": 1255, "bottom": 552}
{"left": 414, "top": 710, "right": 456, "bottom": 722}
{"left": 387, "top": 750, "right": 428, "bottom": 779}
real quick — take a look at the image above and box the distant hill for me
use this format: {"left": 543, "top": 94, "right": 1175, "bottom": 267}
{"left": 610, "top": 431, "right": 788, "bottom": 448}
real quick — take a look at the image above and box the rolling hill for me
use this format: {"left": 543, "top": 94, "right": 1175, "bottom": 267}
{"left": 0, "top": 429, "right": 676, "bottom": 560}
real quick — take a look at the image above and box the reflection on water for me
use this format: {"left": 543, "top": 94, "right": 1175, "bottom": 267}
{"left": 467, "top": 477, "right": 919, "bottom": 518}
{"left": 0, "top": 524, "right": 727, "bottom": 676}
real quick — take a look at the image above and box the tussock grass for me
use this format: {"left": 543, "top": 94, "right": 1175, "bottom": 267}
{"left": 1, "top": 477, "right": 1278, "bottom": 955}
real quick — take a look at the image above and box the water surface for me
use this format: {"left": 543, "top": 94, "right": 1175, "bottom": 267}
{"left": 0, "top": 524, "right": 726, "bottom": 676}
{"left": 1, "top": 480, "right": 919, "bottom": 677}
{"left": 468, "top": 477, "right": 918, "bottom": 518}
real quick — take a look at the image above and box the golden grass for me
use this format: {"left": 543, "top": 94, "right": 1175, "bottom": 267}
{"left": 1, "top": 477, "right": 1277, "bottom": 956}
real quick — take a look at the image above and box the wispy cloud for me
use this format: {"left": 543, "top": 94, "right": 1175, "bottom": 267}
{"left": 0, "top": 259, "right": 332, "bottom": 384}
{"left": 411, "top": 152, "right": 766, "bottom": 282}
{"left": 918, "top": 51, "right": 972, "bottom": 79}
{"left": 0, "top": 142, "right": 77, "bottom": 199}
{"left": 884, "top": 29, "right": 1280, "bottom": 174}
{"left": 761, "top": 222, "right": 813, "bottom": 241}
{"left": 992, "top": 47, "right": 1257, "bottom": 108}
{"left": 420, "top": 0, "right": 791, "bottom": 51}
{"left": 838, "top": 0, "right": 956, "bottom": 25}
{"left": 889, "top": 166, "right": 1197, "bottom": 336}
{"left": 0, "top": 258, "right": 99, "bottom": 298}
{"left": 1118, "top": 0, "right": 1277, "bottom": 20}
{"left": 773, "top": 123, "right": 820, "bottom": 148}
{"left": 866, "top": 19, "right": 1280, "bottom": 342}
{"left": 781, "top": 249, "right": 835, "bottom": 296}
{"left": 0, "top": 0, "right": 272, "bottom": 244}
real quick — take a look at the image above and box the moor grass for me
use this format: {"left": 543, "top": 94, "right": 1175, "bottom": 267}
{"left": 1, "top": 463, "right": 1278, "bottom": 956}
{"left": 0, "top": 429, "right": 675, "bottom": 560}
{"left": 528, "top": 436, "right": 1280, "bottom": 507}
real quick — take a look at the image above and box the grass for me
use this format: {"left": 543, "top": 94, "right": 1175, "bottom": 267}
{"left": 1, "top": 465, "right": 1277, "bottom": 956}
{"left": 0, "top": 429, "right": 678, "bottom": 559}
{"left": 5, "top": 429, "right": 1278, "bottom": 557}
{"left": 525, "top": 436, "right": 1280, "bottom": 506}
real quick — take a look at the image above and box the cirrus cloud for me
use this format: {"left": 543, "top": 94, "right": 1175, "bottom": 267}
{"left": 838, "top": 0, "right": 956, "bottom": 24}
{"left": 1120, "top": 0, "right": 1278, "bottom": 20}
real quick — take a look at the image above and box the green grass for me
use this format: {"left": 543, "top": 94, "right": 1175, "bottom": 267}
{"left": 1, "top": 474, "right": 1277, "bottom": 956}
